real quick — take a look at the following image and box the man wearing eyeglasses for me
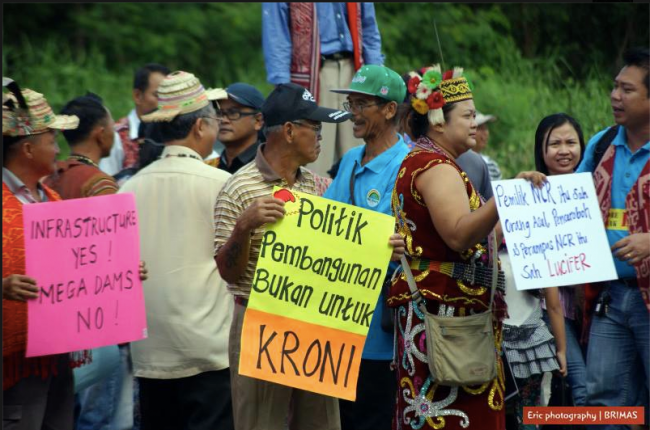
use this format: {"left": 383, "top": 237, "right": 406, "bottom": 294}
{"left": 215, "top": 83, "right": 265, "bottom": 174}
{"left": 325, "top": 64, "right": 409, "bottom": 430}
{"left": 214, "top": 83, "right": 356, "bottom": 430}
{"left": 119, "top": 72, "right": 235, "bottom": 430}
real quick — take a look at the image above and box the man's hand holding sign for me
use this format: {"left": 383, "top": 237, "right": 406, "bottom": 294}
{"left": 238, "top": 188, "right": 401, "bottom": 400}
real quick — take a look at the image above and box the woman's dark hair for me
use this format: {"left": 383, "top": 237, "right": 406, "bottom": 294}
{"left": 409, "top": 103, "right": 458, "bottom": 139}
{"left": 534, "top": 113, "right": 585, "bottom": 175}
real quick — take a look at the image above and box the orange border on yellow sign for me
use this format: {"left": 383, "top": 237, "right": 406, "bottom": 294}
{"left": 239, "top": 308, "right": 366, "bottom": 401}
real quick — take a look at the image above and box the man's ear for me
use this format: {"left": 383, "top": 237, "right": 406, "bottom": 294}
{"left": 133, "top": 88, "right": 143, "bottom": 105}
{"left": 194, "top": 117, "right": 208, "bottom": 138}
{"left": 385, "top": 101, "right": 398, "bottom": 121}
{"left": 284, "top": 122, "right": 294, "bottom": 142}
{"left": 21, "top": 138, "right": 35, "bottom": 159}
{"left": 254, "top": 113, "right": 264, "bottom": 132}
{"left": 90, "top": 125, "right": 105, "bottom": 144}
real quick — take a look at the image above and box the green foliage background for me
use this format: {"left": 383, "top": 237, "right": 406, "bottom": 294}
{"left": 3, "top": 3, "right": 649, "bottom": 176}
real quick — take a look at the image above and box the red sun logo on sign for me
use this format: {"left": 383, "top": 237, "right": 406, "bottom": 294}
{"left": 273, "top": 189, "right": 296, "bottom": 203}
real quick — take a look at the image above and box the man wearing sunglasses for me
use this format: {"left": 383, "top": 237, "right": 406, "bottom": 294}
{"left": 216, "top": 83, "right": 265, "bottom": 174}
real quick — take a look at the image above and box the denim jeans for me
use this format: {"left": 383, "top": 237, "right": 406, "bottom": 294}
{"left": 542, "top": 311, "right": 588, "bottom": 406}
{"left": 585, "top": 280, "right": 649, "bottom": 430}
{"left": 76, "top": 344, "right": 134, "bottom": 430}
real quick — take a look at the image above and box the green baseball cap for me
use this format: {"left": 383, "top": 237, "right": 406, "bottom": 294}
{"left": 331, "top": 65, "right": 406, "bottom": 103}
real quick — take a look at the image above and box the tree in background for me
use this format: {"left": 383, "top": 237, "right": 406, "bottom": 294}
{"left": 3, "top": 3, "right": 648, "bottom": 175}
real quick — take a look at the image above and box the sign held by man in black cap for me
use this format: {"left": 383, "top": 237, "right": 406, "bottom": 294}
{"left": 214, "top": 82, "right": 355, "bottom": 430}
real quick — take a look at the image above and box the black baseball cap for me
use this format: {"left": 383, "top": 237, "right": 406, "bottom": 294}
{"left": 225, "top": 83, "right": 265, "bottom": 110}
{"left": 262, "top": 83, "right": 351, "bottom": 127}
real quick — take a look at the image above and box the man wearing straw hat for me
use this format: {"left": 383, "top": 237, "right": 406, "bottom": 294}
{"left": 2, "top": 78, "right": 82, "bottom": 429}
{"left": 119, "top": 71, "right": 234, "bottom": 430}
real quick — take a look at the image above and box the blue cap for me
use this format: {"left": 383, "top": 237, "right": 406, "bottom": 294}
{"left": 225, "top": 83, "right": 265, "bottom": 110}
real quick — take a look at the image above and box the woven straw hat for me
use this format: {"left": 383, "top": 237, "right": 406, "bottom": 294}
{"left": 141, "top": 71, "right": 227, "bottom": 122}
{"left": 475, "top": 111, "right": 496, "bottom": 126}
{"left": 3, "top": 80, "right": 79, "bottom": 137}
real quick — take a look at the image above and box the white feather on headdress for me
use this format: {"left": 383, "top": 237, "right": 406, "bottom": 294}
{"left": 425, "top": 65, "right": 446, "bottom": 125}
{"left": 427, "top": 106, "right": 445, "bottom": 126}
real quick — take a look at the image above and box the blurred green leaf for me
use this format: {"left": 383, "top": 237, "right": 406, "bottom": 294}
{"left": 2, "top": 3, "right": 646, "bottom": 168}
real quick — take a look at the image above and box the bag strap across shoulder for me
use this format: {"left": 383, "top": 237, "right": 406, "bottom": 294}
{"left": 592, "top": 125, "right": 619, "bottom": 170}
{"left": 349, "top": 161, "right": 357, "bottom": 206}
{"left": 400, "top": 254, "right": 428, "bottom": 314}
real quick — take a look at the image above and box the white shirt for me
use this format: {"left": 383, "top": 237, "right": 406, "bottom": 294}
{"left": 127, "top": 109, "right": 140, "bottom": 141}
{"left": 99, "top": 131, "right": 125, "bottom": 176}
{"left": 99, "top": 110, "right": 140, "bottom": 176}
{"left": 500, "top": 250, "right": 538, "bottom": 327}
{"left": 119, "top": 145, "right": 233, "bottom": 378}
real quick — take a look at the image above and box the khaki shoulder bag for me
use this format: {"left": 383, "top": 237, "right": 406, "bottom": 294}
{"left": 400, "top": 234, "right": 499, "bottom": 387}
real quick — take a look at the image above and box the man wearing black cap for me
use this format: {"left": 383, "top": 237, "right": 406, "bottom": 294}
{"left": 216, "top": 83, "right": 265, "bottom": 174}
{"left": 214, "top": 83, "right": 351, "bottom": 430}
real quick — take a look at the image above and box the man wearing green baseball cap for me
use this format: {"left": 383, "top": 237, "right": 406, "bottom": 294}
{"left": 332, "top": 63, "right": 407, "bottom": 110}
{"left": 324, "top": 64, "right": 407, "bottom": 430}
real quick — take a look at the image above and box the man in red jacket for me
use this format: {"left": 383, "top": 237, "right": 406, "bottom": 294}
{"left": 2, "top": 78, "right": 81, "bottom": 430}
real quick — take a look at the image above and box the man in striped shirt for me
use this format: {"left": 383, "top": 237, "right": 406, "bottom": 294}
{"left": 214, "top": 83, "right": 351, "bottom": 430}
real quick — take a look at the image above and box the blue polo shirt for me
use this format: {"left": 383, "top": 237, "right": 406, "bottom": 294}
{"left": 323, "top": 135, "right": 409, "bottom": 360}
{"left": 577, "top": 126, "right": 650, "bottom": 279}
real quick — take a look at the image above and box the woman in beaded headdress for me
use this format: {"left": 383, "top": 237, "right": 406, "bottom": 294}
{"left": 388, "top": 66, "right": 546, "bottom": 430}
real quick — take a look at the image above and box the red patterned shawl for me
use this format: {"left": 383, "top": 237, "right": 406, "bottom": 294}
{"left": 289, "top": 3, "right": 363, "bottom": 102}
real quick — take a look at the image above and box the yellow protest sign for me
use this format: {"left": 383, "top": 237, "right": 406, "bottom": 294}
{"left": 239, "top": 187, "right": 394, "bottom": 400}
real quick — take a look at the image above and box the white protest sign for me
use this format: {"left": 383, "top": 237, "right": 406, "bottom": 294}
{"left": 492, "top": 172, "right": 617, "bottom": 290}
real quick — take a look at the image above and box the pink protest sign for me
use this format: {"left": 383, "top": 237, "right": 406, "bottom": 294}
{"left": 23, "top": 193, "right": 147, "bottom": 357}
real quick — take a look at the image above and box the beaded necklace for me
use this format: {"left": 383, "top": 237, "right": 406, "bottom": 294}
{"left": 69, "top": 153, "right": 99, "bottom": 168}
{"left": 413, "top": 136, "right": 454, "bottom": 159}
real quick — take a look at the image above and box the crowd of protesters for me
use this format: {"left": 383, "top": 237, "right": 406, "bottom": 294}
{"left": 2, "top": 3, "right": 649, "bottom": 430}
